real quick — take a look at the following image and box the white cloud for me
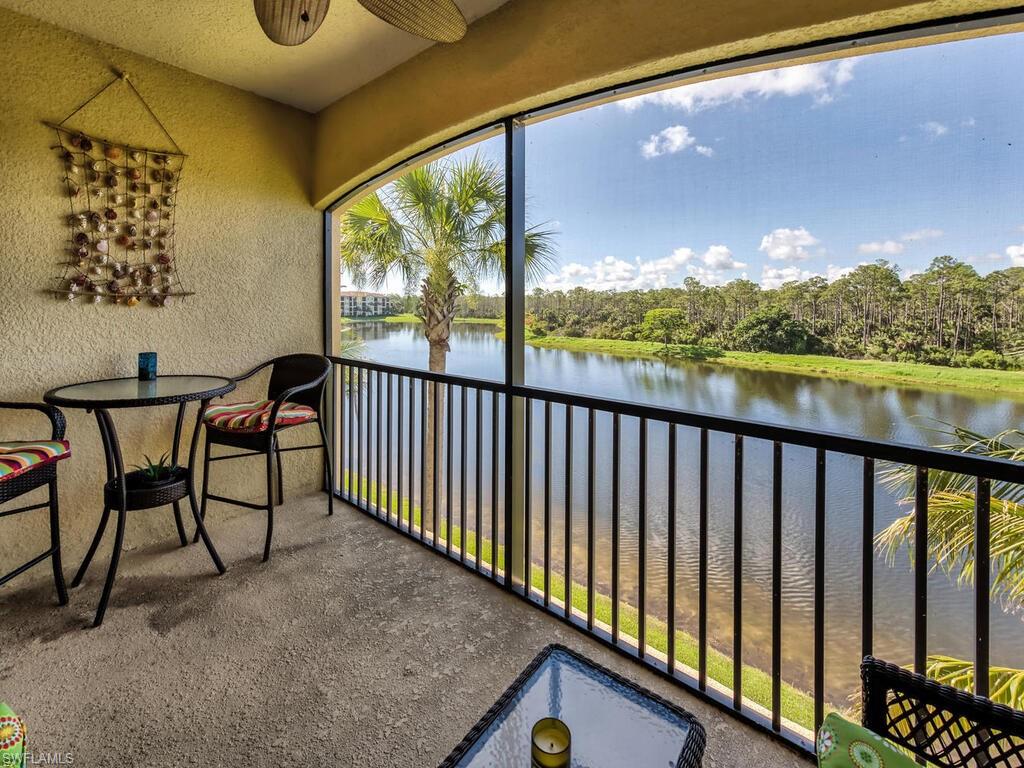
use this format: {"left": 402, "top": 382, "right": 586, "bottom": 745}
{"left": 858, "top": 240, "right": 904, "bottom": 255}
{"left": 761, "top": 265, "right": 818, "bottom": 289}
{"left": 967, "top": 252, "right": 1005, "bottom": 264}
{"left": 900, "top": 228, "right": 943, "bottom": 242}
{"left": 619, "top": 60, "right": 857, "bottom": 114}
{"left": 641, "top": 125, "right": 714, "bottom": 159}
{"left": 962, "top": 117, "right": 976, "bottom": 127}
{"left": 1007, "top": 244, "right": 1024, "bottom": 267}
{"left": 758, "top": 227, "right": 821, "bottom": 261}
{"left": 685, "top": 265, "right": 731, "bottom": 286}
{"left": 826, "top": 264, "right": 856, "bottom": 281}
{"left": 922, "top": 121, "right": 948, "bottom": 137}
{"left": 540, "top": 245, "right": 741, "bottom": 291}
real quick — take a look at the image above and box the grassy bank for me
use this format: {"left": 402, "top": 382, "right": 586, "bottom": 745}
{"left": 524, "top": 333, "right": 1024, "bottom": 396}
{"left": 341, "top": 471, "right": 819, "bottom": 731}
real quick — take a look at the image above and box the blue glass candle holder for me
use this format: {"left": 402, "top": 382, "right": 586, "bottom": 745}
{"left": 138, "top": 352, "right": 158, "bottom": 381}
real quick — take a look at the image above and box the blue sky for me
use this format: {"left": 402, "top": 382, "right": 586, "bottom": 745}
{"left": 360, "top": 31, "right": 1024, "bottom": 295}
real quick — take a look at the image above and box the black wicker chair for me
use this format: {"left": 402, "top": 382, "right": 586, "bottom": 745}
{"left": 862, "top": 655, "right": 1024, "bottom": 767}
{"left": 0, "top": 402, "right": 70, "bottom": 605}
{"left": 192, "top": 354, "right": 333, "bottom": 561}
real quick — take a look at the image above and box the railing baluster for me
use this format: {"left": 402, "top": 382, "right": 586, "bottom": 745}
{"left": 432, "top": 380, "right": 440, "bottom": 548}
{"left": 639, "top": 417, "right": 647, "bottom": 658}
{"left": 975, "top": 476, "right": 991, "bottom": 698}
{"left": 446, "top": 382, "right": 454, "bottom": 557}
{"left": 420, "top": 379, "right": 427, "bottom": 542}
{"left": 386, "top": 372, "right": 393, "bottom": 522}
{"left": 733, "top": 433, "right": 743, "bottom": 709}
{"left": 544, "top": 400, "right": 552, "bottom": 609}
{"left": 914, "top": 465, "right": 929, "bottom": 676}
{"left": 814, "top": 448, "right": 826, "bottom": 735}
{"left": 356, "top": 367, "right": 363, "bottom": 503}
{"left": 564, "top": 405, "right": 573, "bottom": 621}
{"left": 409, "top": 377, "right": 416, "bottom": 534}
{"left": 667, "top": 423, "right": 677, "bottom": 674}
{"left": 396, "top": 375, "right": 403, "bottom": 528}
{"left": 475, "top": 388, "right": 483, "bottom": 571}
{"left": 337, "top": 364, "right": 345, "bottom": 498}
{"left": 460, "top": 386, "right": 468, "bottom": 563}
{"left": 375, "top": 370, "right": 382, "bottom": 515}
{"left": 862, "top": 457, "right": 874, "bottom": 660}
{"left": 491, "top": 392, "right": 499, "bottom": 580}
{"left": 587, "top": 408, "right": 596, "bottom": 632}
{"left": 772, "top": 441, "right": 782, "bottom": 731}
{"left": 525, "top": 398, "right": 532, "bottom": 593}
{"left": 612, "top": 412, "right": 621, "bottom": 645}
{"left": 698, "top": 427, "right": 708, "bottom": 690}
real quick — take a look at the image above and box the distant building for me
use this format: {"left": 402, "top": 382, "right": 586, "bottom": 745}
{"left": 341, "top": 290, "right": 399, "bottom": 317}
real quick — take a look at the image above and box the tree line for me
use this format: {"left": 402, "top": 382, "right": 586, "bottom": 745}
{"left": 440, "top": 257, "right": 1024, "bottom": 368}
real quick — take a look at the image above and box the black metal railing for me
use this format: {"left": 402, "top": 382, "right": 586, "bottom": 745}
{"left": 327, "top": 355, "right": 1024, "bottom": 756}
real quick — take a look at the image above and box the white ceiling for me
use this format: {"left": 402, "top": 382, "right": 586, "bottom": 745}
{"left": 0, "top": 0, "right": 511, "bottom": 112}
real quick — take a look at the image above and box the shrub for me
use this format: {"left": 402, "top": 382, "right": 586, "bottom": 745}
{"left": 731, "top": 306, "right": 811, "bottom": 354}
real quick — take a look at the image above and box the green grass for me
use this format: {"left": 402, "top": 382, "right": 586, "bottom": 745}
{"left": 524, "top": 334, "right": 1024, "bottom": 397}
{"left": 341, "top": 470, "right": 819, "bottom": 731}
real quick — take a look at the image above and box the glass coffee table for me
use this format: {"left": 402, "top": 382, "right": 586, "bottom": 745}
{"left": 440, "top": 645, "right": 706, "bottom": 767}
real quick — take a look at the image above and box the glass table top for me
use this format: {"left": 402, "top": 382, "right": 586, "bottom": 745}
{"left": 45, "top": 375, "right": 235, "bottom": 408}
{"left": 447, "top": 646, "right": 699, "bottom": 768}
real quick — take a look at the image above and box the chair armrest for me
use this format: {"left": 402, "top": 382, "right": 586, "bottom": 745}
{"left": 0, "top": 401, "right": 67, "bottom": 440}
{"left": 817, "top": 713, "right": 922, "bottom": 767}
{"left": 233, "top": 359, "right": 275, "bottom": 383}
{"left": 266, "top": 372, "right": 329, "bottom": 435}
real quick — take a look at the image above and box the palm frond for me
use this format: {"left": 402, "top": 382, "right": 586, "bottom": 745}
{"left": 925, "top": 655, "right": 1024, "bottom": 711}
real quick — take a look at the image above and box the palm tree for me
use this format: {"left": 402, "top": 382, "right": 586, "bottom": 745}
{"left": 876, "top": 422, "right": 1024, "bottom": 708}
{"left": 339, "top": 152, "right": 555, "bottom": 531}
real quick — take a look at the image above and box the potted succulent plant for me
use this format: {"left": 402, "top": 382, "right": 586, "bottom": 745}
{"left": 131, "top": 452, "right": 184, "bottom": 486}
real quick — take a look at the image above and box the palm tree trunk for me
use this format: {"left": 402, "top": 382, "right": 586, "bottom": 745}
{"left": 420, "top": 273, "right": 459, "bottom": 542}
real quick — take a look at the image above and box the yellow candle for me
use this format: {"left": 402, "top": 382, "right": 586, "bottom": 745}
{"left": 531, "top": 717, "right": 571, "bottom": 768}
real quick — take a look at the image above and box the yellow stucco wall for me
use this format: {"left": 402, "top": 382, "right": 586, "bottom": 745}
{"left": 312, "top": 0, "right": 1021, "bottom": 208}
{"left": 0, "top": 7, "right": 322, "bottom": 583}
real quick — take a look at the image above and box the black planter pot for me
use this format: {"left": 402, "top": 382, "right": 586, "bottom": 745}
{"left": 104, "top": 466, "right": 189, "bottom": 511}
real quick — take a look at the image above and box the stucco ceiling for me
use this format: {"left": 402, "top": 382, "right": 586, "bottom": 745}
{"left": 0, "top": 0, "right": 510, "bottom": 112}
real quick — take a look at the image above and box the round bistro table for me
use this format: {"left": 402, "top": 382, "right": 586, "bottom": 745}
{"left": 44, "top": 375, "right": 236, "bottom": 627}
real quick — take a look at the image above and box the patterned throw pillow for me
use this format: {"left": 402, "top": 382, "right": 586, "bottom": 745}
{"left": 817, "top": 712, "right": 927, "bottom": 768}
{"left": 0, "top": 702, "right": 25, "bottom": 768}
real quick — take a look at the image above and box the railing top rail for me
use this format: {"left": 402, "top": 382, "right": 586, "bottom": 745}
{"left": 329, "top": 355, "right": 1024, "bottom": 484}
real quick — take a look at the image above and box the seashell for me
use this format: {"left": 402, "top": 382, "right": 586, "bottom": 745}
{"left": 116, "top": 234, "right": 133, "bottom": 247}
{"left": 162, "top": 196, "right": 173, "bottom": 206}
{"left": 140, "top": 238, "right": 153, "bottom": 250}
{"left": 66, "top": 162, "right": 81, "bottom": 176}
{"left": 156, "top": 238, "right": 167, "bottom": 249}
{"left": 73, "top": 245, "right": 89, "bottom": 259}
{"left": 95, "top": 253, "right": 108, "bottom": 265}
{"left": 162, "top": 263, "right": 175, "bottom": 274}
{"left": 145, "top": 209, "right": 159, "bottom": 223}
{"left": 104, "top": 207, "right": 117, "bottom": 221}
{"left": 73, "top": 232, "right": 89, "bottom": 246}
{"left": 125, "top": 224, "right": 138, "bottom": 237}
{"left": 164, "top": 184, "right": 176, "bottom": 194}
{"left": 164, "top": 170, "right": 175, "bottom": 182}
{"left": 68, "top": 213, "right": 85, "bottom": 228}
{"left": 96, "top": 222, "right": 108, "bottom": 234}
{"left": 130, "top": 150, "right": 143, "bottom": 163}
{"left": 104, "top": 146, "right": 122, "bottom": 160}
{"left": 88, "top": 210, "right": 101, "bottom": 224}
{"left": 148, "top": 198, "right": 160, "bottom": 210}
{"left": 145, "top": 227, "right": 158, "bottom": 237}
{"left": 151, "top": 169, "right": 164, "bottom": 182}
{"left": 89, "top": 265, "right": 102, "bottom": 276}
{"left": 76, "top": 259, "right": 89, "bottom": 270}
{"left": 106, "top": 280, "right": 121, "bottom": 293}
{"left": 86, "top": 170, "right": 100, "bottom": 184}
{"left": 129, "top": 182, "right": 142, "bottom": 193}
{"left": 111, "top": 193, "right": 125, "bottom": 205}
{"left": 95, "top": 239, "right": 109, "bottom": 253}
{"left": 79, "top": 136, "right": 93, "bottom": 152}
{"left": 146, "top": 264, "right": 158, "bottom": 274}
{"left": 162, "top": 210, "right": 172, "bottom": 220}
{"left": 129, "top": 209, "right": 142, "bottom": 221}
{"left": 152, "top": 154, "right": 167, "bottom": 166}
{"left": 156, "top": 252, "right": 172, "bottom": 265}
{"left": 105, "top": 174, "right": 118, "bottom": 188}
{"left": 91, "top": 293, "right": 103, "bottom": 304}
{"left": 111, "top": 264, "right": 127, "bottom": 279}
{"left": 126, "top": 296, "right": 140, "bottom": 307}
{"left": 69, "top": 134, "right": 84, "bottom": 148}
{"left": 90, "top": 160, "right": 104, "bottom": 172}
{"left": 72, "top": 274, "right": 89, "bottom": 287}
{"left": 65, "top": 292, "right": 76, "bottom": 302}
{"left": 128, "top": 167, "right": 142, "bottom": 181}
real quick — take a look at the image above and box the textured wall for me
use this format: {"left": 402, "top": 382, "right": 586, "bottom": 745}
{"left": 0, "top": 7, "right": 321, "bottom": 582}
{"left": 313, "top": 0, "right": 1023, "bottom": 207}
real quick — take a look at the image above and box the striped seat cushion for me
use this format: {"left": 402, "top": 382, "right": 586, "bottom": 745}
{"left": 203, "top": 400, "right": 316, "bottom": 433}
{"left": 0, "top": 440, "right": 71, "bottom": 482}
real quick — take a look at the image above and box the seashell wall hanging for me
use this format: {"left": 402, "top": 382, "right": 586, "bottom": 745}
{"left": 46, "top": 71, "right": 192, "bottom": 308}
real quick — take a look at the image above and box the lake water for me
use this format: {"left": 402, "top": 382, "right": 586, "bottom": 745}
{"left": 347, "top": 321, "right": 1024, "bottom": 708}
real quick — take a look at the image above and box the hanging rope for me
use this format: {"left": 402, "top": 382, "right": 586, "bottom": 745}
{"left": 53, "top": 70, "right": 184, "bottom": 155}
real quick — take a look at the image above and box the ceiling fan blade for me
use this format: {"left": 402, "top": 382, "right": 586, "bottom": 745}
{"left": 253, "top": 0, "right": 331, "bottom": 46}
{"left": 357, "top": 0, "right": 468, "bottom": 43}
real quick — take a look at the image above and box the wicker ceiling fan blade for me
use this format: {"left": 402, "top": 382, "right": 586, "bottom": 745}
{"left": 253, "top": 0, "right": 332, "bottom": 46}
{"left": 357, "top": 0, "right": 468, "bottom": 43}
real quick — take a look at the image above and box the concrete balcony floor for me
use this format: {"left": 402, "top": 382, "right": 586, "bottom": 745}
{"left": 1, "top": 493, "right": 806, "bottom": 767}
